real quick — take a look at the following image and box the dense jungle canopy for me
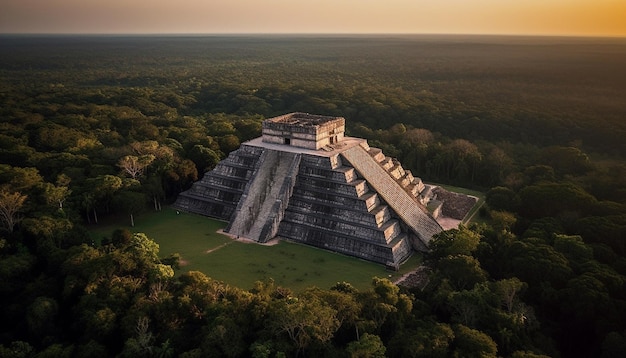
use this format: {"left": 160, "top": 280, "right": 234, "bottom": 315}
{"left": 1, "top": 35, "right": 625, "bottom": 357}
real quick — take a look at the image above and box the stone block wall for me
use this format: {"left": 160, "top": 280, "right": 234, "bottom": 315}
{"left": 278, "top": 151, "right": 415, "bottom": 265}
{"left": 262, "top": 112, "right": 345, "bottom": 150}
{"left": 172, "top": 145, "right": 264, "bottom": 220}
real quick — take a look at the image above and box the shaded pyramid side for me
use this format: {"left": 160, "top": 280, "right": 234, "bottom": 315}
{"left": 278, "top": 153, "right": 413, "bottom": 266}
{"left": 172, "top": 145, "right": 264, "bottom": 220}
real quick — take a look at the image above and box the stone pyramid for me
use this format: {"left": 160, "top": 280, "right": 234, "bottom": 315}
{"left": 173, "top": 113, "right": 443, "bottom": 267}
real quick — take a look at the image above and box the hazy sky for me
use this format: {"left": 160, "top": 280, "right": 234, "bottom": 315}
{"left": 2, "top": 0, "right": 625, "bottom": 37}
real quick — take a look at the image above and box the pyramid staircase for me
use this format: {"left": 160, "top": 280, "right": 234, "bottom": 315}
{"left": 225, "top": 150, "right": 301, "bottom": 243}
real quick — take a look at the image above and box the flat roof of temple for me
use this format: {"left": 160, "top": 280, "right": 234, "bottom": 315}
{"left": 264, "top": 112, "right": 344, "bottom": 127}
{"left": 245, "top": 136, "right": 365, "bottom": 157}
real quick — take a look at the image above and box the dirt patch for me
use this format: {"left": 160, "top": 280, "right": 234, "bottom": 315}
{"left": 216, "top": 230, "right": 282, "bottom": 246}
{"left": 261, "top": 237, "right": 281, "bottom": 246}
{"left": 205, "top": 241, "right": 232, "bottom": 254}
{"left": 395, "top": 266, "right": 431, "bottom": 289}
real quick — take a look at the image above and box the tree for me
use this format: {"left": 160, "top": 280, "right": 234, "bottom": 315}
{"left": 506, "top": 241, "right": 573, "bottom": 289}
{"left": 119, "top": 317, "right": 156, "bottom": 358}
{"left": 165, "top": 159, "right": 198, "bottom": 197}
{"left": 435, "top": 255, "right": 488, "bottom": 291}
{"left": 74, "top": 340, "right": 108, "bottom": 358}
{"left": 130, "top": 232, "right": 159, "bottom": 263}
{"left": 574, "top": 215, "right": 625, "bottom": 255}
{"left": 218, "top": 134, "right": 241, "bottom": 154}
{"left": 358, "top": 277, "right": 413, "bottom": 332}
{"left": 83, "top": 174, "right": 123, "bottom": 223}
{"left": 29, "top": 343, "right": 73, "bottom": 358}
{"left": 553, "top": 234, "right": 593, "bottom": 268}
{"left": 79, "top": 193, "right": 97, "bottom": 224}
{"left": 21, "top": 216, "right": 73, "bottom": 248}
{"left": 143, "top": 176, "right": 165, "bottom": 211}
{"left": 306, "top": 286, "right": 362, "bottom": 343}
{"left": 0, "top": 165, "right": 43, "bottom": 193}
{"left": 521, "top": 217, "right": 565, "bottom": 242}
{"left": 42, "top": 183, "right": 71, "bottom": 211}
{"left": 518, "top": 182, "right": 596, "bottom": 219}
{"left": 26, "top": 296, "right": 59, "bottom": 343}
{"left": 346, "top": 333, "right": 386, "bottom": 358}
{"left": 188, "top": 145, "right": 220, "bottom": 173}
{"left": 387, "top": 321, "right": 454, "bottom": 358}
{"left": 118, "top": 155, "right": 155, "bottom": 180}
{"left": 489, "top": 210, "right": 517, "bottom": 232}
{"left": 202, "top": 316, "right": 248, "bottom": 357}
{"left": 523, "top": 165, "right": 556, "bottom": 185}
{"left": 539, "top": 146, "right": 592, "bottom": 176}
{"left": 428, "top": 226, "right": 482, "bottom": 262}
{"left": 0, "top": 341, "right": 34, "bottom": 358}
{"left": 486, "top": 186, "right": 520, "bottom": 212}
{"left": 482, "top": 147, "right": 513, "bottom": 186}
{"left": 447, "top": 286, "right": 492, "bottom": 327}
{"left": 130, "top": 141, "right": 176, "bottom": 175}
{"left": 493, "top": 278, "right": 526, "bottom": 314}
{"left": 601, "top": 331, "right": 626, "bottom": 358}
{"left": 452, "top": 324, "right": 498, "bottom": 358}
{"left": 268, "top": 295, "right": 339, "bottom": 356}
{"left": 112, "top": 191, "right": 146, "bottom": 227}
{"left": 83, "top": 307, "right": 117, "bottom": 343}
{"left": 450, "top": 139, "right": 482, "bottom": 183}
{"left": 510, "top": 351, "right": 551, "bottom": 358}
{"left": 0, "top": 189, "right": 27, "bottom": 233}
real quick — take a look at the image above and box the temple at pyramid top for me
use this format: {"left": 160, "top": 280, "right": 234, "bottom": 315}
{"left": 262, "top": 112, "right": 345, "bottom": 150}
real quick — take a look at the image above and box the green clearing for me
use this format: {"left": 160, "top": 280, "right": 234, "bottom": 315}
{"left": 89, "top": 208, "right": 413, "bottom": 291}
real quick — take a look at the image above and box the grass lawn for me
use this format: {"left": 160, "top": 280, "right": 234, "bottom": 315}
{"left": 89, "top": 208, "right": 411, "bottom": 291}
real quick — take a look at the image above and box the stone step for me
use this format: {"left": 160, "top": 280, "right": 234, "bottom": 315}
{"left": 344, "top": 167, "right": 358, "bottom": 182}
{"left": 368, "top": 147, "right": 385, "bottom": 162}
{"left": 388, "top": 161, "right": 406, "bottom": 180}
{"left": 281, "top": 211, "right": 394, "bottom": 244}
{"left": 388, "top": 233, "right": 413, "bottom": 263}
{"left": 413, "top": 178, "right": 425, "bottom": 193}
{"left": 285, "top": 203, "right": 380, "bottom": 227}
{"left": 406, "top": 182, "right": 420, "bottom": 197}
{"left": 354, "top": 180, "right": 369, "bottom": 197}
{"left": 370, "top": 204, "right": 391, "bottom": 226}
{"left": 341, "top": 144, "right": 443, "bottom": 247}
{"left": 199, "top": 175, "right": 247, "bottom": 191}
{"left": 380, "top": 157, "right": 394, "bottom": 170}
{"left": 380, "top": 219, "right": 402, "bottom": 243}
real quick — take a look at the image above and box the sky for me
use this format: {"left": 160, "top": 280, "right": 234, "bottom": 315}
{"left": 2, "top": 0, "right": 626, "bottom": 37}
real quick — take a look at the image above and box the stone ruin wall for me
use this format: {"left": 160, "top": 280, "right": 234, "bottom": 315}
{"left": 262, "top": 113, "right": 345, "bottom": 150}
{"left": 173, "top": 145, "right": 264, "bottom": 220}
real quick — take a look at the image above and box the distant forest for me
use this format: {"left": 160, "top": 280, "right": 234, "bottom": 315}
{"left": 1, "top": 35, "right": 626, "bottom": 357}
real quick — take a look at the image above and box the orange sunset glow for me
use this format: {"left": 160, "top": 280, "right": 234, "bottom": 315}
{"left": 1, "top": 0, "right": 625, "bottom": 36}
